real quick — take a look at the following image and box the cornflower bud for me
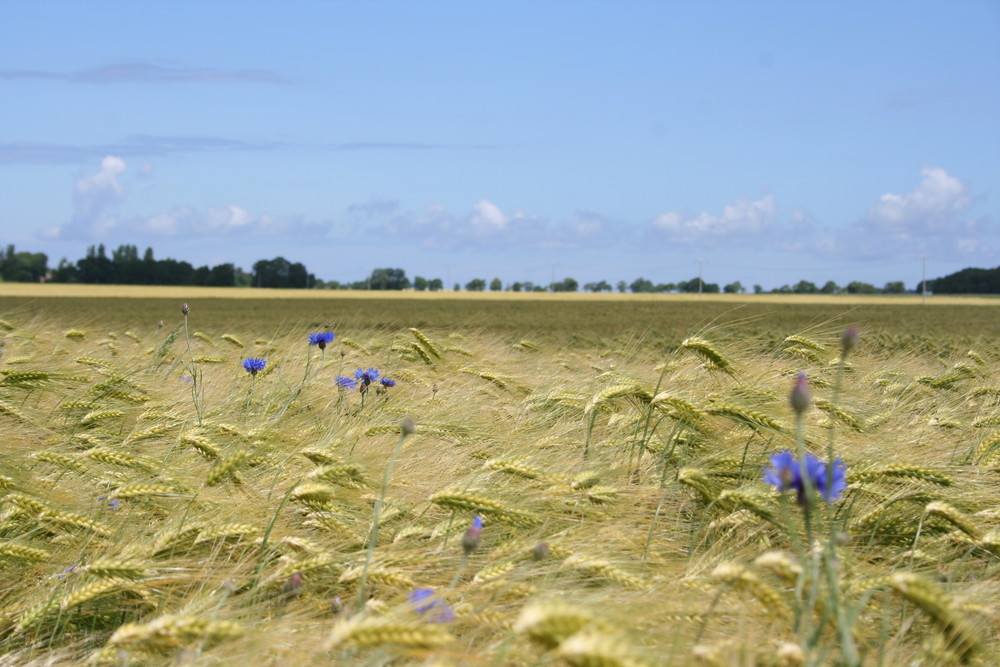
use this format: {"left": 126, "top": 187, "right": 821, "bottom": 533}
{"left": 840, "top": 327, "right": 860, "bottom": 359}
{"left": 282, "top": 572, "right": 302, "bottom": 601}
{"left": 789, "top": 372, "right": 811, "bottom": 416}
{"left": 181, "top": 303, "right": 190, "bottom": 315}
{"left": 461, "top": 514, "right": 483, "bottom": 555}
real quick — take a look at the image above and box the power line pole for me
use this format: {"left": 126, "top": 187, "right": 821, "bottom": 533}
{"left": 917, "top": 254, "right": 931, "bottom": 306}
{"left": 697, "top": 259, "right": 705, "bottom": 297}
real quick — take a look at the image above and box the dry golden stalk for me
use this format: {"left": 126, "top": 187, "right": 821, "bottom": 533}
{"left": 514, "top": 600, "right": 603, "bottom": 648}
{"left": 291, "top": 482, "right": 339, "bottom": 504}
{"left": 33, "top": 451, "right": 86, "bottom": 473}
{"left": 706, "top": 403, "right": 787, "bottom": 432}
{"left": 681, "top": 337, "right": 736, "bottom": 375}
{"left": 711, "top": 562, "right": 792, "bottom": 620}
{"left": 409, "top": 327, "right": 443, "bottom": 359}
{"left": 82, "top": 558, "right": 150, "bottom": 580}
{"left": 106, "top": 614, "right": 245, "bottom": 653}
{"left": 195, "top": 522, "right": 259, "bottom": 543}
{"left": 124, "top": 422, "right": 178, "bottom": 443}
{"left": 429, "top": 488, "right": 542, "bottom": 526}
{"left": 180, "top": 432, "right": 223, "bottom": 459}
{"left": 86, "top": 449, "right": 155, "bottom": 473}
{"left": 849, "top": 464, "right": 954, "bottom": 486}
{"left": 0, "top": 542, "right": 49, "bottom": 563}
{"left": 61, "top": 577, "right": 137, "bottom": 611}
{"left": 112, "top": 483, "right": 183, "bottom": 498}
{"left": 327, "top": 616, "right": 453, "bottom": 649}
{"left": 562, "top": 554, "right": 647, "bottom": 591}
{"left": 557, "top": 630, "right": 652, "bottom": 667}
{"left": 889, "top": 572, "right": 981, "bottom": 662}
{"left": 925, "top": 502, "right": 982, "bottom": 539}
{"left": 220, "top": 333, "right": 245, "bottom": 348}
{"left": 39, "top": 510, "right": 112, "bottom": 536}
{"left": 205, "top": 449, "right": 249, "bottom": 486}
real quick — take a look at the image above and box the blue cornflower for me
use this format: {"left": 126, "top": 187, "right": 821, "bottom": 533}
{"left": 354, "top": 367, "right": 380, "bottom": 386}
{"left": 408, "top": 588, "right": 455, "bottom": 623}
{"left": 764, "top": 451, "right": 847, "bottom": 504}
{"left": 242, "top": 358, "right": 267, "bottom": 376}
{"left": 309, "top": 332, "right": 335, "bottom": 350}
{"left": 380, "top": 377, "right": 396, "bottom": 388}
{"left": 335, "top": 375, "right": 357, "bottom": 390}
{"left": 97, "top": 496, "right": 121, "bottom": 511}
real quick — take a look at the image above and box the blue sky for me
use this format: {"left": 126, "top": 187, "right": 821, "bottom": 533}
{"left": 2, "top": 1, "right": 998, "bottom": 290}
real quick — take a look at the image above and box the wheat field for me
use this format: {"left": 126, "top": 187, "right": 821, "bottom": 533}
{"left": 0, "top": 297, "right": 997, "bottom": 666}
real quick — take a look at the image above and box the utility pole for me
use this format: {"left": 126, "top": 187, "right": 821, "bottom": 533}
{"left": 918, "top": 254, "right": 931, "bottom": 306}
{"left": 550, "top": 263, "right": 559, "bottom": 291}
{"left": 697, "top": 259, "right": 705, "bottom": 297}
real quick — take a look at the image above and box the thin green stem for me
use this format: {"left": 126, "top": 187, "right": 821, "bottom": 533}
{"left": 356, "top": 427, "right": 411, "bottom": 611}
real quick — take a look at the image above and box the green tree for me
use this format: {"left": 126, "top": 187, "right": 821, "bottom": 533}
{"left": 413, "top": 276, "right": 429, "bottom": 291}
{"left": 926, "top": 266, "right": 1000, "bottom": 294}
{"left": 820, "top": 280, "right": 840, "bottom": 294}
{"left": 551, "top": 277, "right": 579, "bottom": 292}
{"left": 630, "top": 277, "right": 654, "bottom": 293}
{"left": 0, "top": 245, "right": 48, "bottom": 282}
{"left": 793, "top": 280, "right": 818, "bottom": 294}
{"left": 723, "top": 281, "right": 744, "bottom": 294}
{"left": 489, "top": 277, "right": 503, "bottom": 291}
{"left": 584, "top": 280, "right": 612, "bottom": 292}
{"left": 883, "top": 280, "right": 906, "bottom": 294}
{"left": 845, "top": 281, "right": 877, "bottom": 294}
{"left": 428, "top": 278, "right": 443, "bottom": 291}
{"left": 465, "top": 278, "right": 486, "bottom": 291}
{"left": 367, "top": 268, "right": 410, "bottom": 290}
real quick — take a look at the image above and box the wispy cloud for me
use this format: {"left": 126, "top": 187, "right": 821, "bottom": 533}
{"left": 0, "top": 62, "right": 288, "bottom": 85}
{"left": 649, "top": 195, "right": 782, "bottom": 245}
{"left": 43, "top": 156, "right": 330, "bottom": 241}
{"left": 817, "top": 166, "right": 992, "bottom": 259}
{"left": 0, "top": 136, "right": 288, "bottom": 165}
{"left": 368, "top": 200, "right": 618, "bottom": 250}
{"left": 0, "top": 137, "right": 497, "bottom": 165}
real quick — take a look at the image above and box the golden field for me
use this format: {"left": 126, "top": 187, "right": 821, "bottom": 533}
{"left": 0, "top": 290, "right": 997, "bottom": 665}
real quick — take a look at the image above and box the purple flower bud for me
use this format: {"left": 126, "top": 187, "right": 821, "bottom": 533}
{"left": 461, "top": 515, "right": 483, "bottom": 555}
{"left": 181, "top": 303, "right": 189, "bottom": 315}
{"left": 841, "top": 327, "right": 860, "bottom": 359}
{"left": 282, "top": 572, "right": 302, "bottom": 601}
{"left": 789, "top": 373, "right": 811, "bottom": 416}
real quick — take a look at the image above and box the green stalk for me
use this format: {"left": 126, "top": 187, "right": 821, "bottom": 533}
{"left": 356, "top": 424, "right": 412, "bottom": 611}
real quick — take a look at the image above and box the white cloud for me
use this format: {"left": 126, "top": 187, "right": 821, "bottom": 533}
{"left": 372, "top": 200, "right": 621, "bottom": 251}
{"left": 863, "top": 166, "right": 970, "bottom": 235}
{"left": 45, "top": 156, "right": 328, "bottom": 241}
{"left": 819, "top": 166, "right": 990, "bottom": 259}
{"left": 651, "top": 195, "right": 776, "bottom": 243}
{"left": 66, "top": 155, "right": 127, "bottom": 236}
{"left": 205, "top": 205, "right": 252, "bottom": 231}
{"left": 470, "top": 199, "right": 509, "bottom": 230}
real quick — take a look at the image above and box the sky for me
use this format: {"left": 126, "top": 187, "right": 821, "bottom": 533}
{"left": 1, "top": 1, "right": 998, "bottom": 290}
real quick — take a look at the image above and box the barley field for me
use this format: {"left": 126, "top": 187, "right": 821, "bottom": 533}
{"left": 0, "top": 291, "right": 998, "bottom": 665}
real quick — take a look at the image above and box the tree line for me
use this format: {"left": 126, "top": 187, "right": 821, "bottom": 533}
{"left": 1, "top": 245, "right": 998, "bottom": 293}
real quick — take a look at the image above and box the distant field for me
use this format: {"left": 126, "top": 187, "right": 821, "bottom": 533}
{"left": 1, "top": 284, "right": 998, "bottom": 345}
